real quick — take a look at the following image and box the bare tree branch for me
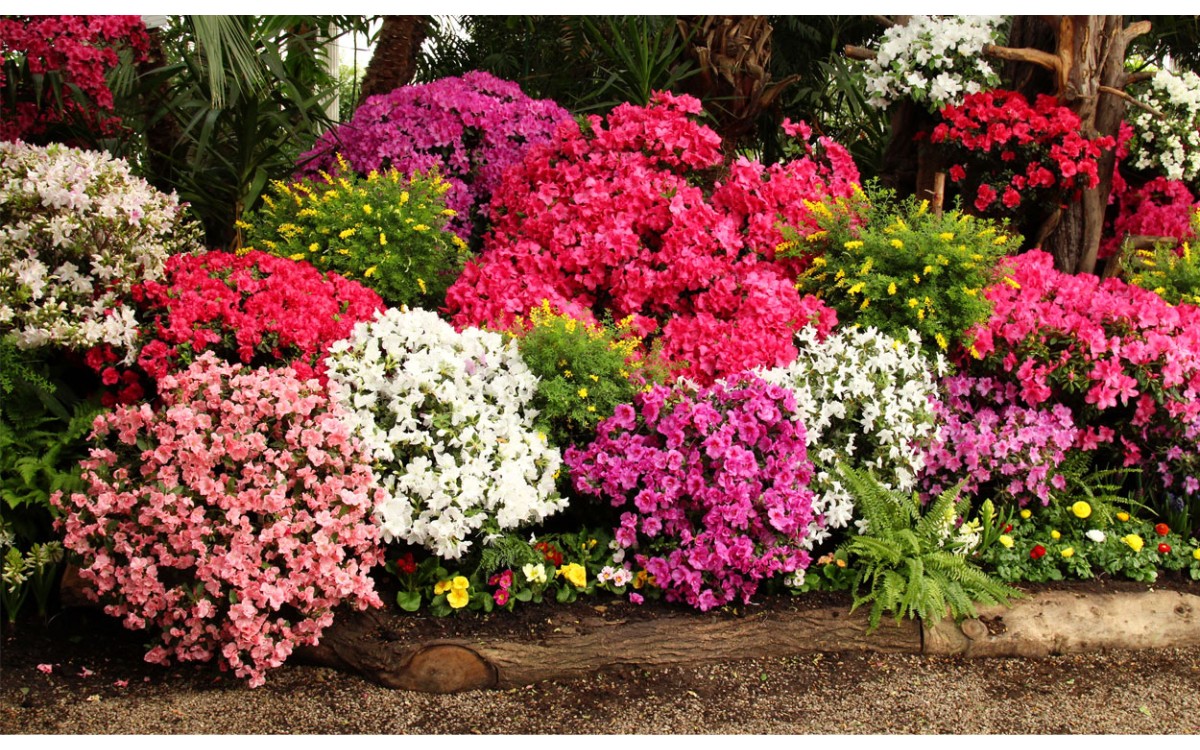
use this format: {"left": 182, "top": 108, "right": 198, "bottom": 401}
{"left": 1098, "top": 84, "right": 1165, "bottom": 118}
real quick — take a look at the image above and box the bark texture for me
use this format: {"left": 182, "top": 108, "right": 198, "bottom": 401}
{"left": 357, "top": 16, "right": 428, "bottom": 105}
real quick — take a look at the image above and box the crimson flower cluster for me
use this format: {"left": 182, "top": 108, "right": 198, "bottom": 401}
{"left": 0, "top": 15, "right": 148, "bottom": 141}
{"left": 565, "top": 374, "right": 816, "bottom": 611}
{"left": 446, "top": 92, "right": 851, "bottom": 384}
{"left": 52, "top": 354, "right": 385, "bottom": 687}
{"left": 85, "top": 250, "right": 383, "bottom": 404}
{"left": 296, "top": 71, "right": 569, "bottom": 241}
{"left": 966, "top": 250, "right": 1200, "bottom": 509}
{"left": 932, "top": 90, "right": 1113, "bottom": 216}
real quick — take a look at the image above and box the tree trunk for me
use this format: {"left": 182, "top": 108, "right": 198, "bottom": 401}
{"left": 357, "top": 16, "right": 428, "bottom": 105}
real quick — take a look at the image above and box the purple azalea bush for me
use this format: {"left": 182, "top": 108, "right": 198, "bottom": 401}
{"left": 296, "top": 71, "right": 570, "bottom": 241}
{"left": 565, "top": 374, "right": 817, "bottom": 611}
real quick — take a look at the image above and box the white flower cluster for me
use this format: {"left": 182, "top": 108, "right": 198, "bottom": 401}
{"left": 0, "top": 142, "right": 199, "bottom": 354}
{"left": 758, "top": 326, "right": 944, "bottom": 546}
{"left": 1129, "top": 68, "right": 1200, "bottom": 182}
{"left": 863, "top": 16, "right": 1006, "bottom": 112}
{"left": 326, "top": 308, "right": 566, "bottom": 560}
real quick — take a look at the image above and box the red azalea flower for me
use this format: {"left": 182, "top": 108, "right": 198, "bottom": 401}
{"left": 1154, "top": 523, "right": 1170, "bottom": 536}
{"left": 1030, "top": 544, "right": 1047, "bottom": 560}
{"left": 1158, "top": 543, "right": 1172, "bottom": 554}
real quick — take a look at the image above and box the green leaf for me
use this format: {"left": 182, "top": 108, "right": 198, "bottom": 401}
{"left": 396, "top": 590, "right": 422, "bottom": 612}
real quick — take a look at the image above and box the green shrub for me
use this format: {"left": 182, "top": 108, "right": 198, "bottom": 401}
{"left": 1122, "top": 236, "right": 1200, "bottom": 307}
{"left": 785, "top": 187, "right": 1019, "bottom": 358}
{"left": 240, "top": 160, "right": 469, "bottom": 309}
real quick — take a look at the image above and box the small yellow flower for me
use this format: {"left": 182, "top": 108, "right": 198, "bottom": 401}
{"left": 1071, "top": 501, "right": 1092, "bottom": 519}
{"left": 887, "top": 282, "right": 897, "bottom": 295}
{"left": 939, "top": 232, "right": 955, "bottom": 241}
{"left": 1020, "top": 509, "right": 1031, "bottom": 520}
{"left": 844, "top": 240, "right": 864, "bottom": 250}
{"left": 1061, "top": 547, "right": 1075, "bottom": 559}
{"left": 289, "top": 253, "right": 306, "bottom": 261}
{"left": 578, "top": 387, "right": 589, "bottom": 399}
{"left": 399, "top": 191, "right": 409, "bottom": 205}
{"left": 998, "top": 535, "right": 1014, "bottom": 549}
{"left": 451, "top": 576, "right": 469, "bottom": 591}
{"left": 1003, "top": 277, "right": 1022, "bottom": 289}
{"left": 364, "top": 266, "right": 377, "bottom": 278}
{"left": 558, "top": 563, "right": 587, "bottom": 588}
{"left": 890, "top": 238, "right": 904, "bottom": 249}
{"left": 309, "top": 242, "right": 320, "bottom": 252}
{"left": 413, "top": 224, "right": 430, "bottom": 232}
{"left": 363, "top": 204, "right": 373, "bottom": 215}
{"left": 434, "top": 579, "right": 452, "bottom": 595}
{"left": 339, "top": 228, "right": 356, "bottom": 239}
{"left": 1122, "top": 534, "right": 1144, "bottom": 552}
{"left": 1050, "top": 530, "right": 1061, "bottom": 540}
{"left": 860, "top": 297, "right": 870, "bottom": 311}
{"left": 447, "top": 588, "right": 469, "bottom": 609}
{"left": 923, "top": 264, "right": 934, "bottom": 275}
{"left": 417, "top": 278, "right": 427, "bottom": 294}
{"left": 908, "top": 298, "right": 919, "bottom": 308}
{"left": 848, "top": 282, "right": 865, "bottom": 295}
{"left": 1116, "top": 511, "right": 1130, "bottom": 522}
{"left": 935, "top": 332, "right": 947, "bottom": 349}
{"left": 1193, "top": 548, "right": 1200, "bottom": 561}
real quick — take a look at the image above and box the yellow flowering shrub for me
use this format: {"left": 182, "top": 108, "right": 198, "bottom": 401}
{"left": 784, "top": 186, "right": 1019, "bottom": 358}
{"left": 240, "top": 158, "right": 468, "bottom": 309}
{"left": 1121, "top": 226, "right": 1200, "bottom": 308}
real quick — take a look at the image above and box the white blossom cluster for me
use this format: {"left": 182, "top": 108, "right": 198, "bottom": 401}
{"left": 325, "top": 308, "right": 566, "bottom": 560}
{"left": 863, "top": 16, "right": 1006, "bottom": 112}
{"left": 0, "top": 142, "right": 199, "bottom": 354}
{"left": 758, "top": 326, "right": 945, "bottom": 546}
{"left": 1129, "top": 68, "right": 1200, "bottom": 183}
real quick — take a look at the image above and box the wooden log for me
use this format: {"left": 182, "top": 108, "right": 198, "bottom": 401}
{"left": 923, "top": 590, "right": 1200, "bottom": 657}
{"left": 299, "top": 601, "right": 921, "bottom": 692}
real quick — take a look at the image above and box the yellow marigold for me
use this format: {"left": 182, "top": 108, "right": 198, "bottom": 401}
{"left": 918, "top": 309, "right": 926, "bottom": 321}
{"left": 923, "top": 265, "right": 934, "bottom": 274}
{"left": 309, "top": 242, "right": 319, "bottom": 252}
{"left": 289, "top": 253, "right": 305, "bottom": 261}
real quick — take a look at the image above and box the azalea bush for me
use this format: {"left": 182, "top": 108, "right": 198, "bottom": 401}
{"left": 1126, "top": 68, "right": 1200, "bottom": 184}
{"left": 239, "top": 162, "right": 469, "bottom": 309}
{"left": 932, "top": 90, "right": 1114, "bottom": 220}
{"left": 446, "top": 92, "right": 852, "bottom": 384}
{"left": 788, "top": 190, "right": 1018, "bottom": 357}
{"left": 861, "top": 15, "right": 1005, "bottom": 112}
{"left": 0, "top": 15, "right": 148, "bottom": 142}
{"left": 565, "top": 374, "right": 817, "bottom": 611}
{"left": 297, "top": 71, "right": 570, "bottom": 243}
{"left": 52, "top": 354, "right": 385, "bottom": 687}
{"left": 0, "top": 142, "right": 199, "bottom": 354}
{"left": 325, "top": 307, "right": 565, "bottom": 560}
{"left": 85, "top": 250, "right": 384, "bottom": 404}
{"left": 920, "top": 375, "right": 1079, "bottom": 507}
{"left": 757, "top": 325, "right": 945, "bottom": 547}
{"left": 968, "top": 250, "right": 1200, "bottom": 529}
{"left": 512, "top": 300, "right": 660, "bottom": 451}
{"left": 1102, "top": 177, "right": 1197, "bottom": 261}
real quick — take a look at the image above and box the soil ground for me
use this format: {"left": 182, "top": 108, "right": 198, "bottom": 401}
{"left": 2, "top": 577, "right": 1199, "bottom": 735}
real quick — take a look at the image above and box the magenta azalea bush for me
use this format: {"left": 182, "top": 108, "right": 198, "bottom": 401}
{"left": 921, "top": 375, "right": 1078, "bottom": 507}
{"left": 296, "top": 71, "right": 570, "bottom": 241}
{"left": 565, "top": 374, "right": 816, "bottom": 611}
{"left": 1101, "top": 176, "right": 1197, "bottom": 259}
{"left": 446, "top": 93, "right": 852, "bottom": 383}
{"left": 967, "top": 250, "right": 1200, "bottom": 510}
{"left": 52, "top": 354, "right": 384, "bottom": 687}
{"left": 84, "top": 250, "right": 384, "bottom": 405}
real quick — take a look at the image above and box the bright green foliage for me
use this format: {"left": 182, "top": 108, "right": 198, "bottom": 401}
{"left": 786, "top": 186, "right": 1019, "bottom": 358}
{"left": 1, "top": 537, "right": 64, "bottom": 623}
{"left": 512, "top": 301, "right": 661, "bottom": 449}
{"left": 1122, "top": 228, "right": 1200, "bottom": 307}
{"left": 240, "top": 164, "right": 469, "bottom": 309}
{"left": 835, "top": 464, "right": 1022, "bottom": 632}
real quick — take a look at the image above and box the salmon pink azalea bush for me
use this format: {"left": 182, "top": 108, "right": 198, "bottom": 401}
{"left": 565, "top": 374, "right": 816, "bottom": 611}
{"left": 1100, "top": 176, "right": 1197, "bottom": 260}
{"left": 85, "top": 250, "right": 383, "bottom": 404}
{"left": 52, "top": 354, "right": 385, "bottom": 687}
{"left": 297, "top": 71, "right": 570, "bottom": 242}
{"left": 967, "top": 250, "right": 1200, "bottom": 515}
{"left": 446, "top": 92, "right": 850, "bottom": 384}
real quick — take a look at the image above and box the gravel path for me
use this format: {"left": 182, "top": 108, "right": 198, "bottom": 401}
{"left": 4, "top": 644, "right": 1199, "bottom": 734}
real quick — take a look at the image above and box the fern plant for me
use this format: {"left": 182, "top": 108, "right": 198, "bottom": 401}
{"left": 836, "top": 464, "right": 1022, "bottom": 632}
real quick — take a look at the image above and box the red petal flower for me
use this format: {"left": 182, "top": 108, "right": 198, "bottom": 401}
{"left": 1030, "top": 544, "right": 1047, "bottom": 560}
{"left": 1155, "top": 523, "right": 1170, "bottom": 536}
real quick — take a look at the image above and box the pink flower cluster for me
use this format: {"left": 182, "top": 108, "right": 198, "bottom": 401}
{"left": 921, "top": 375, "right": 1078, "bottom": 507}
{"left": 1100, "top": 177, "right": 1197, "bottom": 259}
{"left": 446, "top": 92, "right": 850, "bottom": 383}
{"left": 967, "top": 250, "right": 1200, "bottom": 496}
{"left": 565, "top": 374, "right": 816, "bottom": 611}
{"left": 932, "top": 90, "right": 1113, "bottom": 215}
{"left": 52, "top": 354, "right": 384, "bottom": 687}
{"left": 85, "top": 250, "right": 383, "bottom": 404}
{"left": 0, "top": 15, "right": 149, "bottom": 141}
{"left": 296, "top": 71, "right": 569, "bottom": 240}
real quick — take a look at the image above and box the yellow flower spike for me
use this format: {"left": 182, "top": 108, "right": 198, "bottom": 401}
{"left": 860, "top": 298, "right": 870, "bottom": 311}
{"left": 848, "top": 282, "right": 865, "bottom": 295}
{"left": 1071, "top": 501, "right": 1092, "bottom": 519}
{"left": 859, "top": 258, "right": 873, "bottom": 275}
{"left": 913, "top": 274, "right": 921, "bottom": 284}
